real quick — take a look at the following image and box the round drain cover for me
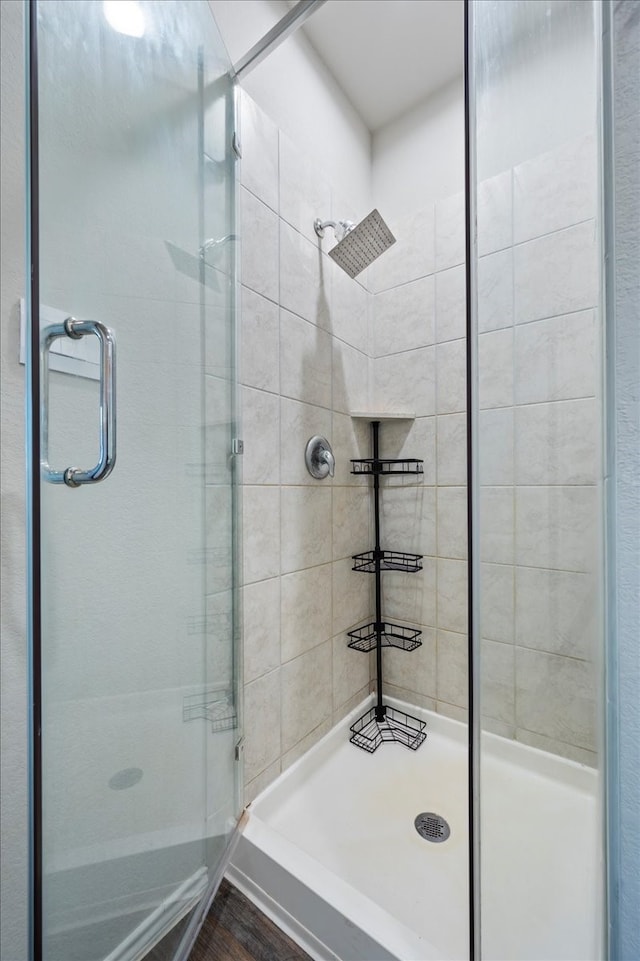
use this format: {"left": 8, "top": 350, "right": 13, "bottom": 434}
{"left": 415, "top": 812, "right": 450, "bottom": 843}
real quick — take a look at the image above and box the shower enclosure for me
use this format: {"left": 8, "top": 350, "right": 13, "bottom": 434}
{"left": 23, "top": 0, "right": 614, "bottom": 959}
{"left": 26, "top": 2, "right": 242, "bottom": 959}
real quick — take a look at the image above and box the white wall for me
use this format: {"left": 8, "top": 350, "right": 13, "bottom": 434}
{"left": 373, "top": 77, "right": 465, "bottom": 221}
{"left": 209, "top": 0, "right": 372, "bottom": 217}
{"left": 0, "top": 2, "right": 29, "bottom": 958}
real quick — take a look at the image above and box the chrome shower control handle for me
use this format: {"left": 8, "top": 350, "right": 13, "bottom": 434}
{"left": 305, "top": 436, "right": 335, "bottom": 479}
{"left": 41, "top": 317, "right": 117, "bottom": 487}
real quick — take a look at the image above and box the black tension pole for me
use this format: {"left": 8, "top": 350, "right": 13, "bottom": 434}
{"left": 372, "top": 420, "right": 386, "bottom": 722}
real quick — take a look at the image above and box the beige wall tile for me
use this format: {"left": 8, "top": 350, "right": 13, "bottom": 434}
{"left": 478, "top": 169, "right": 512, "bottom": 256}
{"left": 479, "top": 408, "right": 514, "bottom": 486}
{"left": 332, "top": 557, "right": 372, "bottom": 635}
{"left": 515, "top": 567, "right": 597, "bottom": 660}
{"left": 514, "top": 310, "right": 597, "bottom": 404}
{"left": 435, "top": 192, "right": 465, "bottom": 271}
{"left": 481, "top": 639, "right": 515, "bottom": 724}
{"left": 437, "top": 487, "right": 468, "bottom": 560}
{"left": 436, "top": 338, "right": 466, "bottom": 414}
{"left": 370, "top": 204, "right": 435, "bottom": 292}
{"left": 243, "top": 486, "right": 280, "bottom": 584}
{"left": 281, "top": 486, "right": 332, "bottom": 574}
{"left": 240, "top": 286, "right": 279, "bottom": 393}
{"left": 436, "top": 413, "right": 467, "bottom": 485}
{"left": 280, "top": 398, "right": 332, "bottom": 486}
{"left": 374, "top": 275, "right": 435, "bottom": 357}
{"left": 481, "top": 563, "right": 514, "bottom": 644}
{"left": 382, "top": 559, "right": 437, "bottom": 629}
{"left": 435, "top": 264, "right": 466, "bottom": 343}
{"left": 240, "top": 90, "right": 279, "bottom": 213}
{"left": 375, "top": 347, "right": 436, "bottom": 417}
{"left": 280, "top": 220, "right": 331, "bottom": 328}
{"left": 280, "top": 563, "right": 333, "bottom": 663}
{"left": 479, "top": 328, "right": 514, "bottom": 407}
{"left": 279, "top": 132, "right": 331, "bottom": 245}
{"left": 437, "top": 558, "right": 468, "bottom": 634}
{"left": 332, "top": 339, "right": 370, "bottom": 415}
{"left": 280, "top": 309, "right": 332, "bottom": 408}
{"left": 480, "top": 487, "right": 515, "bottom": 565}
{"left": 381, "top": 484, "right": 436, "bottom": 557}
{"left": 241, "top": 387, "right": 280, "bottom": 485}
{"left": 514, "top": 221, "right": 598, "bottom": 324}
{"left": 478, "top": 249, "right": 514, "bottom": 333}
{"left": 243, "top": 578, "right": 281, "bottom": 684}
{"left": 281, "top": 641, "right": 333, "bottom": 753}
{"left": 515, "top": 399, "right": 598, "bottom": 485}
{"left": 436, "top": 629, "right": 468, "bottom": 708}
{"left": 282, "top": 719, "right": 333, "bottom": 771}
{"left": 381, "top": 626, "right": 437, "bottom": 700}
{"left": 334, "top": 634, "right": 372, "bottom": 712}
{"left": 513, "top": 134, "right": 596, "bottom": 244}
{"left": 241, "top": 187, "right": 279, "bottom": 303}
{"left": 331, "top": 413, "right": 371, "bottom": 486}
{"left": 515, "top": 486, "right": 598, "bottom": 572}
{"left": 244, "top": 669, "right": 281, "bottom": 782}
{"left": 333, "top": 486, "right": 371, "bottom": 560}
{"left": 515, "top": 647, "right": 597, "bottom": 751}
{"left": 330, "top": 261, "right": 370, "bottom": 354}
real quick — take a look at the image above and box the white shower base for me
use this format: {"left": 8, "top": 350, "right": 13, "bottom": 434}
{"left": 229, "top": 695, "right": 601, "bottom": 961}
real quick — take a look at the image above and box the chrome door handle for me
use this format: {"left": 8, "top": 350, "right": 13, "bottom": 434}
{"left": 41, "top": 317, "right": 117, "bottom": 487}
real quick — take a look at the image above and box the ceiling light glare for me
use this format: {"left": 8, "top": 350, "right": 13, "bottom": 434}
{"left": 103, "top": 0, "right": 146, "bottom": 38}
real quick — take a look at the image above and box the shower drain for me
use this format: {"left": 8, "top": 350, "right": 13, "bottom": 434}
{"left": 414, "top": 812, "right": 450, "bottom": 843}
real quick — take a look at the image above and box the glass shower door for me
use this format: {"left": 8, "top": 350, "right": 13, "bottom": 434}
{"left": 30, "top": 2, "right": 242, "bottom": 959}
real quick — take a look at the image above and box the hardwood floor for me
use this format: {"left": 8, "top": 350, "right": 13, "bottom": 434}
{"left": 189, "top": 879, "right": 312, "bottom": 961}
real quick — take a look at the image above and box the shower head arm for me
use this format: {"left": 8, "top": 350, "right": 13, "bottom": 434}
{"left": 313, "top": 218, "right": 355, "bottom": 242}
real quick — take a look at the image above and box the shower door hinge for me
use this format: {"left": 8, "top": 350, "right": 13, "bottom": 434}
{"left": 232, "top": 132, "right": 242, "bottom": 159}
{"left": 232, "top": 438, "right": 244, "bottom": 455}
{"left": 235, "top": 736, "right": 245, "bottom": 760}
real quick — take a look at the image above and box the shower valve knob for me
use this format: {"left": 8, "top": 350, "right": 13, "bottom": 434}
{"left": 305, "top": 436, "right": 335, "bottom": 480}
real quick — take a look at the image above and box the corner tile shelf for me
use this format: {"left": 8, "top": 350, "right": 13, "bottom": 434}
{"left": 347, "top": 419, "right": 427, "bottom": 754}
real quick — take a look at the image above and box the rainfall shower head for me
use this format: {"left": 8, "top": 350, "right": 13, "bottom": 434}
{"left": 314, "top": 209, "right": 396, "bottom": 279}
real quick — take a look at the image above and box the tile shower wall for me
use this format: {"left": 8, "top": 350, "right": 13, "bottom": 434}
{"left": 371, "top": 131, "right": 599, "bottom": 765}
{"left": 239, "top": 92, "right": 374, "bottom": 801}
{"left": 478, "top": 132, "right": 600, "bottom": 766}
{"left": 371, "top": 193, "right": 469, "bottom": 725}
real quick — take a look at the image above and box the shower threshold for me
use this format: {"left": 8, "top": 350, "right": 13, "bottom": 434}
{"left": 229, "top": 695, "right": 600, "bottom": 961}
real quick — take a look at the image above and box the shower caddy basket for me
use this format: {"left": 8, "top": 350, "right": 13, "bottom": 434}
{"left": 348, "top": 419, "right": 427, "bottom": 753}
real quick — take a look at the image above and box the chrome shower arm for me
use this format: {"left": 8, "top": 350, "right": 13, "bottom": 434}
{"left": 314, "top": 218, "right": 355, "bottom": 242}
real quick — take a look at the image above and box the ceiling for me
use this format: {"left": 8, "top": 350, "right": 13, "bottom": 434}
{"left": 293, "top": 0, "right": 464, "bottom": 131}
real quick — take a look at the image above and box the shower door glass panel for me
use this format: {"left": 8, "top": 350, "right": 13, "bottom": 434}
{"left": 471, "top": 2, "right": 605, "bottom": 959}
{"left": 35, "top": 2, "right": 241, "bottom": 959}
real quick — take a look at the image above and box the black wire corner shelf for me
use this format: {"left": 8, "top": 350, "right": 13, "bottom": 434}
{"left": 351, "top": 458, "right": 424, "bottom": 476}
{"left": 352, "top": 549, "right": 423, "bottom": 573}
{"left": 347, "top": 622, "right": 422, "bottom": 653}
{"left": 350, "top": 705, "right": 427, "bottom": 753}
{"left": 347, "top": 420, "right": 427, "bottom": 753}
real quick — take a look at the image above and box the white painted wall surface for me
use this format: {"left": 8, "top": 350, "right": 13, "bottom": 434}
{"left": 209, "top": 0, "right": 373, "bottom": 217}
{"left": 372, "top": 77, "right": 465, "bottom": 221}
